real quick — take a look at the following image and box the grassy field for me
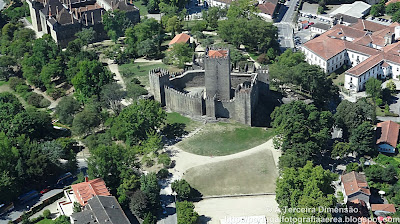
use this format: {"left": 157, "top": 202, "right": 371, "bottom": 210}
{"left": 184, "top": 149, "right": 278, "bottom": 196}
{"left": 177, "top": 122, "right": 274, "bottom": 156}
{"left": 0, "top": 80, "right": 7, "bottom": 86}
{"left": 133, "top": 1, "right": 148, "bottom": 16}
{"left": 332, "top": 72, "right": 345, "bottom": 87}
{"left": 119, "top": 62, "right": 174, "bottom": 87}
{"left": 166, "top": 112, "right": 200, "bottom": 132}
{"left": 37, "top": 219, "right": 54, "bottom": 224}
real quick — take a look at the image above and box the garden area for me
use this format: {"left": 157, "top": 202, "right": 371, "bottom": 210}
{"left": 176, "top": 122, "right": 274, "bottom": 156}
{"left": 165, "top": 112, "right": 201, "bottom": 132}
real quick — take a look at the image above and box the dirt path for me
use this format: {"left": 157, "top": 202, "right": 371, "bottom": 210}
{"left": 108, "top": 63, "right": 126, "bottom": 90}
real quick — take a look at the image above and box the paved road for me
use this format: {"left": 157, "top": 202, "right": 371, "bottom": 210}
{"left": 158, "top": 177, "right": 178, "bottom": 224}
{"left": 0, "top": 189, "right": 63, "bottom": 222}
{"left": 274, "top": 0, "right": 299, "bottom": 51}
{"left": 0, "top": 0, "right": 6, "bottom": 10}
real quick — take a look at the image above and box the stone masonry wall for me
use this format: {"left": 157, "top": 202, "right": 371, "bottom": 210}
{"left": 164, "top": 86, "right": 203, "bottom": 116}
{"left": 170, "top": 70, "right": 205, "bottom": 90}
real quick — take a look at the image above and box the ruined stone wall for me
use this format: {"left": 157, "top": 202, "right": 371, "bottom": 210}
{"left": 170, "top": 70, "right": 205, "bottom": 90}
{"left": 215, "top": 99, "right": 235, "bottom": 118}
{"left": 205, "top": 96, "right": 216, "bottom": 118}
{"left": 164, "top": 86, "right": 203, "bottom": 116}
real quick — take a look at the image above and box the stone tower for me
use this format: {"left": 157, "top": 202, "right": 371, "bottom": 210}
{"left": 204, "top": 48, "right": 231, "bottom": 101}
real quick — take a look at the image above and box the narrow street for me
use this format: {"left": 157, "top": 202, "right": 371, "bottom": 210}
{"left": 274, "top": 0, "right": 299, "bottom": 51}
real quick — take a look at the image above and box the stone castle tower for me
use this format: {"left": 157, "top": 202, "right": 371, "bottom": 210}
{"left": 204, "top": 48, "right": 231, "bottom": 101}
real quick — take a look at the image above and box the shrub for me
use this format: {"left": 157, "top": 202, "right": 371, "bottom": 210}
{"left": 142, "top": 155, "right": 154, "bottom": 167}
{"left": 157, "top": 168, "right": 169, "bottom": 179}
{"left": 48, "top": 88, "right": 65, "bottom": 100}
{"left": 376, "top": 98, "right": 383, "bottom": 106}
{"left": 40, "top": 98, "right": 51, "bottom": 108}
{"left": 158, "top": 153, "right": 172, "bottom": 168}
{"left": 257, "top": 53, "right": 269, "bottom": 65}
{"left": 9, "top": 77, "right": 26, "bottom": 91}
{"left": 43, "top": 209, "right": 51, "bottom": 219}
{"left": 346, "top": 162, "right": 360, "bottom": 172}
{"left": 27, "top": 92, "right": 44, "bottom": 107}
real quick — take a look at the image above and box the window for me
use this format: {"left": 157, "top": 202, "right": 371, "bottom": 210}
{"left": 352, "top": 54, "right": 354, "bottom": 58}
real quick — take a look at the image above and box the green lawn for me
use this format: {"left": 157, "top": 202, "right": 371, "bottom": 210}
{"left": 332, "top": 72, "right": 345, "bottom": 87}
{"left": 177, "top": 122, "right": 275, "bottom": 156}
{"left": 166, "top": 112, "right": 200, "bottom": 132}
{"left": 0, "top": 80, "right": 7, "bottom": 86}
{"left": 26, "top": 16, "right": 32, "bottom": 24}
{"left": 184, "top": 149, "right": 278, "bottom": 196}
{"left": 119, "top": 62, "right": 173, "bottom": 87}
{"left": 133, "top": 1, "right": 148, "bottom": 16}
{"left": 36, "top": 219, "right": 54, "bottom": 224}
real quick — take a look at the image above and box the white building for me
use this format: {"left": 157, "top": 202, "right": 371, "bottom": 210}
{"left": 310, "top": 23, "right": 331, "bottom": 34}
{"left": 302, "top": 20, "right": 400, "bottom": 92}
{"left": 329, "top": 1, "right": 371, "bottom": 19}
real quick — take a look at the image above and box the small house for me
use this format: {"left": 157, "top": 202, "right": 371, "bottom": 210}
{"left": 376, "top": 120, "right": 399, "bottom": 154}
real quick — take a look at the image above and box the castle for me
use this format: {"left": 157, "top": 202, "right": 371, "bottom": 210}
{"left": 149, "top": 48, "right": 269, "bottom": 126}
{"left": 27, "top": 0, "right": 140, "bottom": 47}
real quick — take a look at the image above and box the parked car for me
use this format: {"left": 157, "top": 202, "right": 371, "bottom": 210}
{"left": 304, "top": 26, "right": 309, "bottom": 29}
{"left": 371, "top": 16, "right": 375, "bottom": 20}
{"left": 309, "top": 22, "right": 314, "bottom": 25}
{"left": 40, "top": 188, "right": 50, "bottom": 194}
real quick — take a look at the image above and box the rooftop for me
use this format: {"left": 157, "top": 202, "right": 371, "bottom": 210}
{"left": 329, "top": 1, "right": 371, "bottom": 18}
{"left": 257, "top": 2, "right": 277, "bottom": 16}
{"left": 376, "top": 120, "right": 400, "bottom": 148}
{"left": 341, "top": 171, "right": 370, "bottom": 197}
{"left": 169, "top": 33, "right": 191, "bottom": 46}
{"left": 71, "top": 178, "right": 111, "bottom": 206}
{"left": 208, "top": 49, "right": 228, "bottom": 58}
{"left": 371, "top": 204, "right": 396, "bottom": 213}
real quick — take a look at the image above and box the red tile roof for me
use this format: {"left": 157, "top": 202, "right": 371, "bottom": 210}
{"left": 376, "top": 120, "right": 400, "bottom": 148}
{"left": 257, "top": 2, "right": 277, "bottom": 15}
{"left": 351, "top": 19, "right": 388, "bottom": 32}
{"left": 169, "top": 33, "right": 190, "bottom": 46}
{"left": 71, "top": 178, "right": 111, "bottom": 206}
{"left": 386, "top": 0, "right": 400, "bottom": 5}
{"left": 371, "top": 204, "right": 397, "bottom": 213}
{"left": 341, "top": 171, "right": 371, "bottom": 197}
{"left": 208, "top": 49, "right": 228, "bottom": 58}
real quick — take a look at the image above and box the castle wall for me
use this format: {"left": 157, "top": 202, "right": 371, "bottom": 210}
{"left": 149, "top": 69, "right": 170, "bottom": 106}
{"left": 231, "top": 75, "right": 252, "bottom": 88}
{"left": 256, "top": 69, "right": 269, "bottom": 96}
{"left": 27, "top": 0, "right": 43, "bottom": 32}
{"left": 170, "top": 70, "right": 205, "bottom": 90}
{"left": 205, "top": 96, "right": 216, "bottom": 118}
{"left": 164, "top": 87, "right": 203, "bottom": 116}
{"left": 215, "top": 100, "right": 235, "bottom": 118}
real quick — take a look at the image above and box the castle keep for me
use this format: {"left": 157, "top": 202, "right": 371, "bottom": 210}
{"left": 149, "top": 49, "right": 269, "bottom": 126}
{"left": 27, "top": 0, "right": 140, "bottom": 47}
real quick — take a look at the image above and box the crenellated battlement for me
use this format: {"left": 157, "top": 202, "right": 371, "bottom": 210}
{"left": 164, "top": 86, "right": 202, "bottom": 99}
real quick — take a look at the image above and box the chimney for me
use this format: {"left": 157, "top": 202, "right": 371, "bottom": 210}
{"left": 91, "top": 12, "right": 94, "bottom": 25}
{"left": 85, "top": 14, "right": 88, "bottom": 26}
{"left": 101, "top": 10, "right": 103, "bottom": 22}
{"left": 56, "top": 5, "right": 59, "bottom": 16}
{"left": 79, "top": 8, "right": 82, "bottom": 17}
{"left": 49, "top": 5, "right": 52, "bottom": 17}
{"left": 111, "top": 1, "right": 113, "bottom": 11}
{"left": 85, "top": 176, "right": 89, "bottom": 182}
{"left": 75, "top": 8, "right": 78, "bottom": 17}
{"left": 71, "top": 12, "right": 74, "bottom": 23}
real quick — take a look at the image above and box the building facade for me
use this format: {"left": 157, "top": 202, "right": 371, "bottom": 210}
{"left": 27, "top": 0, "right": 140, "bottom": 47}
{"left": 302, "top": 20, "right": 400, "bottom": 92}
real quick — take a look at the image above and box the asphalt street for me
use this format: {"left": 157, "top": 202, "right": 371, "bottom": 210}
{"left": 274, "top": 0, "right": 298, "bottom": 51}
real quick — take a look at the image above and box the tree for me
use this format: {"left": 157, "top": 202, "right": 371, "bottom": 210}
{"left": 386, "top": 2, "right": 400, "bottom": 14}
{"left": 126, "top": 82, "right": 148, "bottom": 100}
{"left": 202, "top": 7, "right": 220, "bottom": 29}
{"left": 143, "top": 212, "right": 157, "bottom": 224}
{"left": 190, "top": 20, "right": 207, "bottom": 32}
{"left": 55, "top": 96, "right": 81, "bottom": 125}
{"left": 386, "top": 80, "right": 397, "bottom": 93}
{"left": 166, "top": 16, "right": 182, "bottom": 36}
{"left": 73, "top": 202, "right": 81, "bottom": 213}
{"left": 171, "top": 179, "right": 192, "bottom": 201}
{"left": 129, "top": 190, "right": 150, "bottom": 219}
{"left": 370, "top": 3, "right": 385, "bottom": 17}
{"left": 72, "top": 109, "right": 101, "bottom": 136}
{"left": 75, "top": 27, "right": 96, "bottom": 47}
{"left": 349, "top": 122, "right": 375, "bottom": 156}
{"left": 332, "top": 141, "right": 352, "bottom": 159}
{"left": 147, "top": 0, "right": 160, "bottom": 12}
{"left": 100, "top": 83, "right": 126, "bottom": 115}
{"left": 226, "top": 0, "right": 257, "bottom": 19}
{"left": 137, "top": 38, "right": 158, "bottom": 58}
{"left": 140, "top": 173, "right": 160, "bottom": 211}
{"left": 54, "top": 215, "right": 71, "bottom": 224}
{"left": 276, "top": 162, "right": 337, "bottom": 221}
{"left": 176, "top": 201, "right": 199, "bottom": 224}
{"left": 9, "top": 109, "right": 53, "bottom": 139}
{"left": 365, "top": 78, "right": 382, "bottom": 100}
{"left": 71, "top": 60, "right": 114, "bottom": 100}
{"left": 0, "top": 56, "right": 16, "bottom": 81}
{"left": 365, "top": 164, "right": 397, "bottom": 184}
{"left": 165, "top": 42, "right": 193, "bottom": 68}
{"left": 102, "top": 10, "right": 131, "bottom": 42}
{"left": 111, "top": 99, "right": 166, "bottom": 145}
{"left": 392, "top": 10, "right": 400, "bottom": 23}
